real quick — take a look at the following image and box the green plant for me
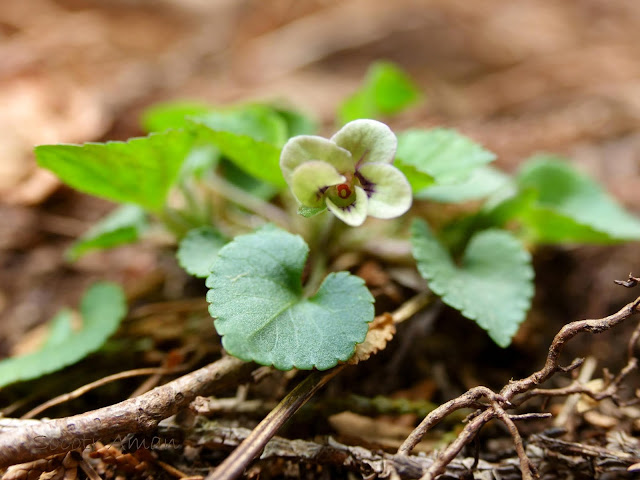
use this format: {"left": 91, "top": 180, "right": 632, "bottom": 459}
{"left": 0, "top": 283, "right": 126, "bottom": 388}
{"left": 14, "top": 60, "right": 640, "bottom": 378}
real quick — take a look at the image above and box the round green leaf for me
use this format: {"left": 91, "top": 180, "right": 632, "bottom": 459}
{"left": 411, "top": 220, "right": 533, "bottom": 348}
{"left": 177, "top": 226, "right": 228, "bottom": 278}
{"left": 206, "top": 226, "right": 374, "bottom": 370}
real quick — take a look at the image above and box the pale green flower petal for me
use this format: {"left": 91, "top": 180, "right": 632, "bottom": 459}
{"left": 331, "top": 119, "right": 397, "bottom": 166}
{"left": 357, "top": 163, "right": 412, "bottom": 218}
{"left": 291, "top": 161, "right": 345, "bottom": 208}
{"left": 280, "top": 135, "right": 353, "bottom": 184}
{"left": 326, "top": 186, "right": 368, "bottom": 227}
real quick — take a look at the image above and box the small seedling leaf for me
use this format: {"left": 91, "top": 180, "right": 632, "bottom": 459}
{"left": 339, "top": 61, "right": 422, "bottom": 124}
{"left": 177, "top": 226, "right": 228, "bottom": 278}
{"left": 206, "top": 226, "right": 374, "bottom": 370}
{"left": 141, "top": 101, "right": 212, "bottom": 133}
{"left": 0, "top": 282, "right": 127, "bottom": 388}
{"left": 67, "top": 204, "right": 148, "bottom": 260}
{"left": 411, "top": 220, "right": 534, "bottom": 347}
{"left": 396, "top": 129, "right": 496, "bottom": 192}
{"left": 35, "top": 130, "right": 195, "bottom": 212}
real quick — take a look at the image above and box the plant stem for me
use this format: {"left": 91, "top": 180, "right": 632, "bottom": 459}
{"left": 302, "top": 214, "right": 336, "bottom": 296}
{"left": 205, "top": 174, "right": 291, "bottom": 229}
{"left": 391, "top": 291, "right": 432, "bottom": 324}
{"left": 206, "top": 365, "right": 345, "bottom": 480}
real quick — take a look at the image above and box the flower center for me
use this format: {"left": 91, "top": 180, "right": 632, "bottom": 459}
{"left": 336, "top": 183, "right": 352, "bottom": 199}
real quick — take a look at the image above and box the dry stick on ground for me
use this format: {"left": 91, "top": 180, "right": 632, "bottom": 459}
{"left": 398, "top": 279, "right": 640, "bottom": 480}
{"left": 207, "top": 366, "right": 346, "bottom": 480}
{"left": 21, "top": 367, "right": 188, "bottom": 420}
{"left": 0, "top": 355, "right": 253, "bottom": 469}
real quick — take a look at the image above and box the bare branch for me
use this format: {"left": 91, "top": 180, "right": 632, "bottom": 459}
{"left": 397, "top": 386, "right": 502, "bottom": 456}
{"left": 21, "top": 366, "right": 188, "bottom": 420}
{"left": 0, "top": 356, "right": 252, "bottom": 469}
{"left": 397, "top": 292, "right": 640, "bottom": 479}
{"left": 491, "top": 402, "right": 536, "bottom": 480}
{"left": 419, "top": 409, "right": 495, "bottom": 480}
{"left": 503, "top": 295, "right": 640, "bottom": 401}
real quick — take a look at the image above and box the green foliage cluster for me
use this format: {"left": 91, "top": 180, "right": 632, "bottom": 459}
{"left": 3, "top": 61, "right": 639, "bottom": 384}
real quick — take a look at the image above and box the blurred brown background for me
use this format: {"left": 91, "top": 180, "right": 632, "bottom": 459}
{"left": 2, "top": 0, "right": 640, "bottom": 358}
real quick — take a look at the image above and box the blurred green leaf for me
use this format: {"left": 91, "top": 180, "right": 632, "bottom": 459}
{"left": 513, "top": 156, "right": 640, "bottom": 243}
{"left": 339, "top": 61, "right": 422, "bottom": 124}
{"left": 141, "top": 101, "right": 211, "bottom": 133}
{"left": 219, "top": 159, "right": 278, "bottom": 200}
{"left": 273, "top": 107, "right": 317, "bottom": 137}
{"left": 417, "top": 166, "right": 510, "bottom": 203}
{"left": 41, "top": 310, "right": 75, "bottom": 349}
{"left": 189, "top": 107, "right": 287, "bottom": 188}
{"left": 0, "top": 283, "right": 127, "bottom": 388}
{"left": 36, "top": 130, "right": 195, "bottom": 212}
{"left": 395, "top": 129, "right": 496, "bottom": 192}
{"left": 67, "top": 205, "right": 148, "bottom": 260}
{"left": 193, "top": 104, "right": 288, "bottom": 145}
{"left": 179, "top": 145, "right": 220, "bottom": 181}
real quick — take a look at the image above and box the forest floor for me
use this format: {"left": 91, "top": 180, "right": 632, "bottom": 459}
{"left": 2, "top": 1, "right": 640, "bottom": 479}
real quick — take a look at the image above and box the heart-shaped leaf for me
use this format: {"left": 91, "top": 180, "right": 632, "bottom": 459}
{"left": 206, "top": 226, "right": 374, "bottom": 370}
{"left": 411, "top": 220, "right": 534, "bottom": 347}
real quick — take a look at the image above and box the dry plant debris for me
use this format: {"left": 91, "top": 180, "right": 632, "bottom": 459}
{"left": 2, "top": 279, "right": 640, "bottom": 479}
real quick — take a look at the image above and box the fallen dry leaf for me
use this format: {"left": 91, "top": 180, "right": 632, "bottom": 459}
{"left": 348, "top": 312, "right": 395, "bottom": 365}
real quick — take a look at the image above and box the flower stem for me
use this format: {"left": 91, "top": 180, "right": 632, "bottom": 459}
{"left": 205, "top": 174, "right": 291, "bottom": 230}
{"left": 303, "top": 214, "right": 336, "bottom": 296}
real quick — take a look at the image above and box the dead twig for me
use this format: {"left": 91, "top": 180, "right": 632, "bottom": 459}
{"left": 22, "top": 366, "right": 188, "bottom": 420}
{"left": 0, "top": 355, "right": 253, "bottom": 469}
{"left": 397, "top": 386, "right": 503, "bottom": 455}
{"left": 399, "top": 283, "right": 640, "bottom": 479}
{"left": 206, "top": 366, "right": 346, "bottom": 480}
